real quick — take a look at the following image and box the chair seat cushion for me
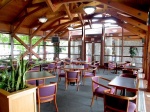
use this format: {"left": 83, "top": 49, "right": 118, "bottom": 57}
{"left": 128, "top": 101, "right": 136, "bottom": 112}
{"left": 94, "top": 87, "right": 116, "bottom": 97}
{"left": 84, "top": 72, "right": 94, "bottom": 77}
{"left": 59, "top": 73, "right": 65, "bottom": 77}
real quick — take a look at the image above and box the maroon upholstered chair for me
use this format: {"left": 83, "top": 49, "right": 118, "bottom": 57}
{"left": 91, "top": 76, "right": 116, "bottom": 107}
{"left": 103, "top": 62, "right": 109, "bottom": 73}
{"left": 65, "top": 70, "right": 81, "bottom": 91}
{"left": 43, "top": 63, "right": 56, "bottom": 74}
{"left": 104, "top": 89, "right": 137, "bottom": 112}
{"left": 37, "top": 82, "right": 58, "bottom": 112}
{"left": 82, "top": 66, "right": 97, "bottom": 85}
{"left": 108, "top": 62, "right": 116, "bottom": 73}
{"left": 57, "top": 67, "right": 65, "bottom": 83}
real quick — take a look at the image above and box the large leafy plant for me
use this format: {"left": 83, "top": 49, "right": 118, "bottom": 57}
{"left": 0, "top": 56, "right": 31, "bottom": 92}
{"left": 129, "top": 46, "right": 138, "bottom": 58}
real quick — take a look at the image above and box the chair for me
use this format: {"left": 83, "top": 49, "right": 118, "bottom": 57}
{"left": 108, "top": 62, "right": 116, "bottom": 73}
{"left": 82, "top": 66, "right": 97, "bottom": 85}
{"left": 57, "top": 67, "right": 66, "bottom": 83}
{"left": 37, "top": 82, "right": 58, "bottom": 112}
{"left": 103, "top": 62, "right": 109, "bottom": 73}
{"left": 43, "top": 63, "right": 56, "bottom": 74}
{"left": 65, "top": 70, "right": 81, "bottom": 91}
{"left": 91, "top": 76, "right": 116, "bottom": 106}
{"left": 104, "top": 89, "right": 137, "bottom": 112}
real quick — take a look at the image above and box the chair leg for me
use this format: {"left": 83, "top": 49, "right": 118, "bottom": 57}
{"left": 90, "top": 95, "right": 95, "bottom": 107}
{"left": 65, "top": 80, "right": 68, "bottom": 90}
{"left": 54, "top": 96, "right": 58, "bottom": 112}
{"left": 77, "top": 81, "right": 79, "bottom": 91}
{"left": 38, "top": 102, "right": 40, "bottom": 112}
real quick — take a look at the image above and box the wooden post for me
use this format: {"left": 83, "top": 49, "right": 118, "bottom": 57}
{"left": 68, "top": 31, "right": 71, "bottom": 58}
{"left": 100, "top": 24, "right": 105, "bottom": 66}
{"left": 147, "top": 9, "right": 150, "bottom": 91}
{"left": 81, "top": 25, "right": 85, "bottom": 61}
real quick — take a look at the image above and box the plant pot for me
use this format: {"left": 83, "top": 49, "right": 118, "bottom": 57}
{"left": 0, "top": 85, "right": 37, "bottom": 112}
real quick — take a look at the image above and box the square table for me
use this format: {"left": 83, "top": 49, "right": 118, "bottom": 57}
{"left": 26, "top": 71, "right": 56, "bottom": 86}
{"left": 108, "top": 76, "right": 138, "bottom": 96}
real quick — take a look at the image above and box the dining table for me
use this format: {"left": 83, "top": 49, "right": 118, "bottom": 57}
{"left": 26, "top": 71, "right": 56, "bottom": 86}
{"left": 108, "top": 76, "right": 138, "bottom": 96}
{"left": 124, "top": 66, "right": 140, "bottom": 71}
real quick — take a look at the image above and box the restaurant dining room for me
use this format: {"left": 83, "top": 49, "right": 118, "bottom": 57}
{"left": 0, "top": 0, "right": 150, "bottom": 112}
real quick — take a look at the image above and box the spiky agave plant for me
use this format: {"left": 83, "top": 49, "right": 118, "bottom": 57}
{"left": 0, "top": 55, "right": 31, "bottom": 92}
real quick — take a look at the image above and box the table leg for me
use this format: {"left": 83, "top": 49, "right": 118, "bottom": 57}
{"left": 36, "top": 80, "right": 39, "bottom": 86}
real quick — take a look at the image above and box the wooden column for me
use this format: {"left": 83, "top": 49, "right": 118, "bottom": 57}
{"left": 29, "top": 29, "right": 32, "bottom": 60}
{"left": 121, "top": 28, "right": 124, "bottom": 62}
{"left": 147, "top": 9, "right": 150, "bottom": 91}
{"left": 68, "top": 31, "right": 71, "bottom": 58}
{"left": 10, "top": 25, "right": 14, "bottom": 59}
{"left": 81, "top": 25, "right": 85, "bottom": 61}
{"left": 100, "top": 24, "right": 105, "bottom": 66}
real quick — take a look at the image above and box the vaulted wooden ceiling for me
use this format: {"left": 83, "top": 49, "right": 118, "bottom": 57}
{"left": 0, "top": 0, "right": 149, "bottom": 41}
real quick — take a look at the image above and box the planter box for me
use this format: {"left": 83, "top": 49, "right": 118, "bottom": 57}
{"left": 0, "top": 85, "right": 37, "bottom": 112}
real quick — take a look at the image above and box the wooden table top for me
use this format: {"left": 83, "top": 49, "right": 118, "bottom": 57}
{"left": 64, "top": 64, "right": 85, "bottom": 70}
{"left": 124, "top": 66, "right": 140, "bottom": 70}
{"left": 26, "top": 71, "right": 55, "bottom": 81}
{"left": 108, "top": 76, "right": 138, "bottom": 91}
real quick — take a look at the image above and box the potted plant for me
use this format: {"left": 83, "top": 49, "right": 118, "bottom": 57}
{"left": 0, "top": 55, "right": 37, "bottom": 112}
{"left": 129, "top": 46, "right": 138, "bottom": 66}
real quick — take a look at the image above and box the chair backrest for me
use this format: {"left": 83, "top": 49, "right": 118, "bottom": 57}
{"left": 37, "top": 82, "right": 57, "bottom": 103}
{"left": 91, "top": 76, "right": 99, "bottom": 91}
{"left": 83, "top": 63, "right": 89, "bottom": 69}
{"left": 108, "top": 62, "right": 116, "bottom": 69}
{"left": 48, "top": 63, "right": 56, "bottom": 68}
{"left": 104, "top": 92, "right": 129, "bottom": 112}
{"left": 122, "top": 69, "right": 134, "bottom": 74}
{"left": 66, "top": 70, "right": 80, "bottom": 80}
{"left": 104, "top": 89, "right": 137, "bottom": 112}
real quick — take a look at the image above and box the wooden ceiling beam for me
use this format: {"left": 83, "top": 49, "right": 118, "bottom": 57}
{"left": 45, "top": 0, "right": 55, "bottom": 12}
{"left": 78, "top": 13, "right": 84, "bottom": 25}
{"left": 32, "top": 0, "right": 45, "bottom": 4}
{"left": 64, "top": 4, "right": 73, "bottom": 20}
{"left": 13, "top": 6, "right": 44, "bottom": 34}
{"left": 31, "top": 14, "right": 65, "bottom": 37}
{"left": 0, "top": 0, "right": 12, "bottom": 10}
{"left": 60, "top": 30, "right": 68, "bottom": 37}
{"left": 13, "top": 34, "right": 28, "bottom": 49}
{"left": 117, "top": 21, "right": 146, "bottom": 38}
{"left": 52, "top": 0, "right": 93, "bottom": 4}
{"left": 44, "top": 17, "right": 79, "bottom": 31}
{"left": 44, "top": 26, "right": 63, "bottom": 41}
{"left": 105, "top": 9, "right": 148, "bottom": 31}
{"left": 71, "top": 1, "right": 101, "bottom": 14}
{"left": 97, "top": 0, "right": 147, "bottom": 21}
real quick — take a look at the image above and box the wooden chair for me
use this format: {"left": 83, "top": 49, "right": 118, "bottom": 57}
{"left": 43, "top": 63, "right": 56, "bottom": 74}
{"left": 65, "top": 70, "right": 81, "bottom": 91}
{"left": 82, "top": 66, "right": 97, "bottom": 85}
{"left": 90, "top": 76, "right": 116, "bottom": 107}
{"left": 104, "top": 89, "right": 137, "bottom": 112}
{"left": 37, "top": 82, "right": 58, "bottom": 112}
{"left": 57, "top": 67, "right": 65, "bottom": 83}
{"left": 103, "top": 62, "right": 109, "bottom": 73}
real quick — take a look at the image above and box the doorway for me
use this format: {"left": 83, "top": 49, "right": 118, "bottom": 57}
{"left": 86, "top": 42, "right": 101, "bottom": 62}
